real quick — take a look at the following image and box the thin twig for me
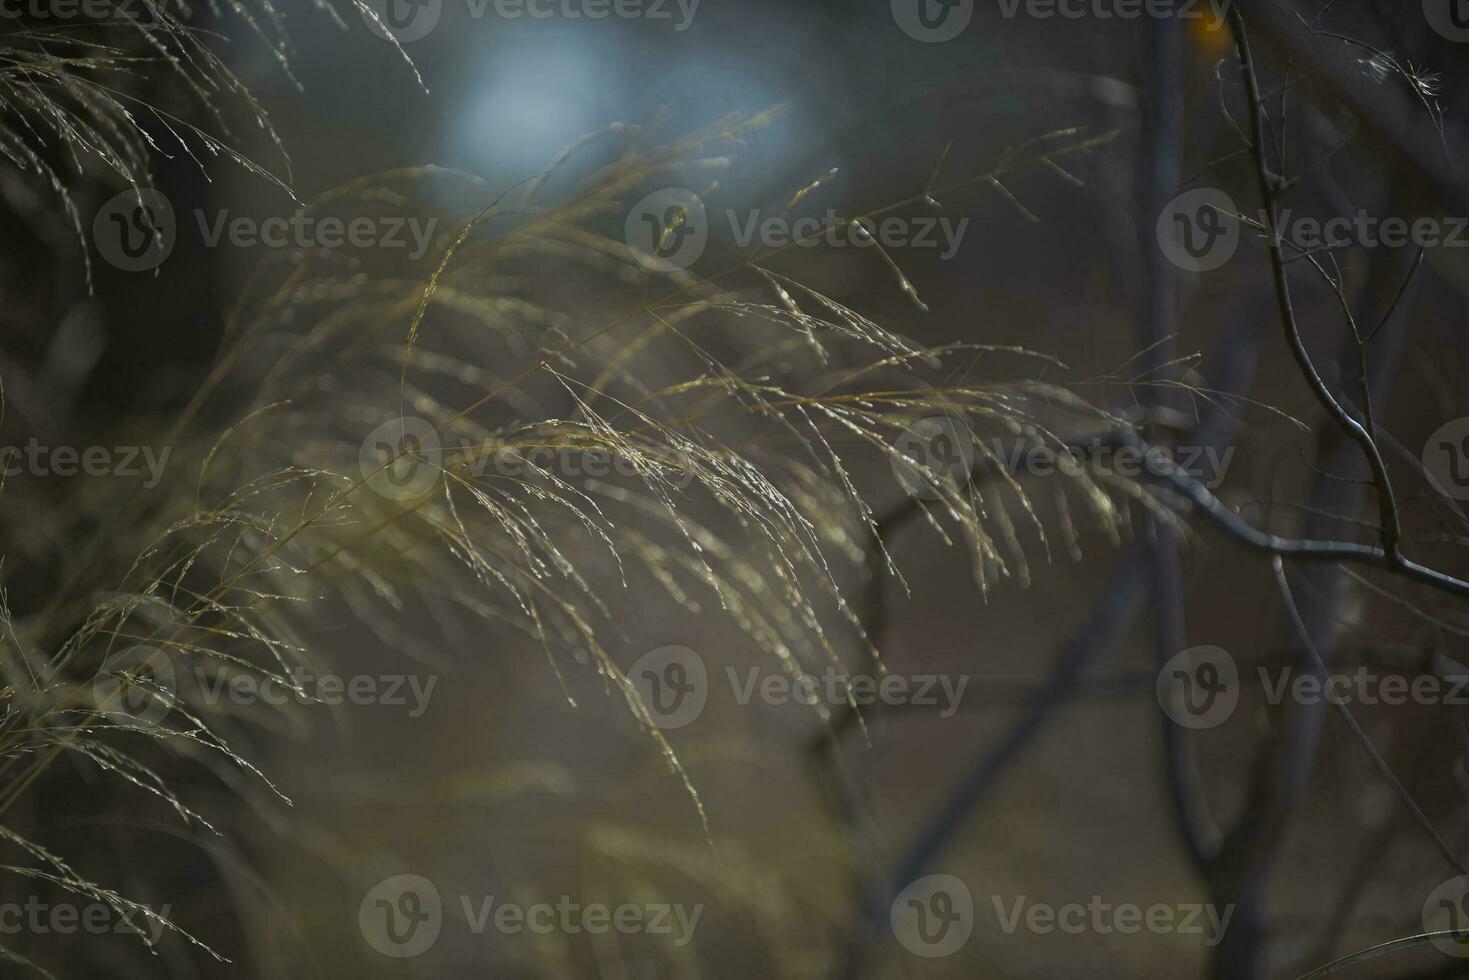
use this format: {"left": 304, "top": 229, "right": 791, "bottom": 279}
{"left": 1272, "top": 557, "right": 1465, "bottom": 875}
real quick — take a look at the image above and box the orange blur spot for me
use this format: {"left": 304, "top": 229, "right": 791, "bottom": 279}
{"left": 1189, "top": 9, "right": 1232, "bottom": 58}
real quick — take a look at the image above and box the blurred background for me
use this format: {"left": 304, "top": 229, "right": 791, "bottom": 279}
{"left": 4, "top": 1, "right": 1469, "bottom": 978}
